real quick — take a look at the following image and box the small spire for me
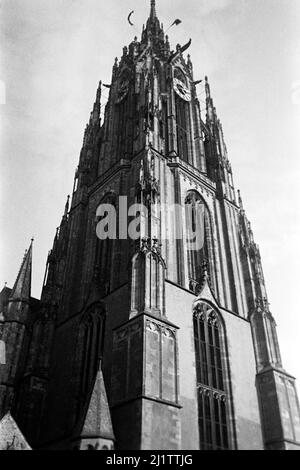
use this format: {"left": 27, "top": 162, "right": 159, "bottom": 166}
{"left": 10, "top": 241, "right": 33, "bottom": 301}
{"left": 144, "top": 0, "right": 162, "bottom": 40}
{"left": 165, "top": 34, "right": 170, "bottom": 52}
{"left": 96, "top": 80, "right": 102, "bottom": 104}
{"left": 112, "top": 57, "right": 118, "bottom": 76}
{"left": 64, "top": 195, "right": 70, "bottom": 217}
{"left": 205, "top": 76, "right": 216, "bottom": 124}
{"left": 90, "top": 81, "right": 102, "bottom": 125}
{"left": 83, "top": 123, "right": 89, "bottom": 146}
{"left": 78, "top": 364, "right": 115, "bottom": 443}
{"left": 237, "top": 190, "right": 244, "bottom": 210}
{"left": 150, "top": 0, "right": 157, "bottom": 18}
{"left": 205, "top": 76, "right": 211, "bottom": 99}
{"left": 187, "top": 54, "right": 193, "bottom": 77}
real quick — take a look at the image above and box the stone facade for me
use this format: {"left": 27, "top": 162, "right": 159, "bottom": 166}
{"left": 0, "top": 0, "right": 300, "bottom": 450}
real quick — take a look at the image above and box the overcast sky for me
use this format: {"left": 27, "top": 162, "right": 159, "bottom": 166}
{"left": 1, "top": 0, "right": 300, "bottom": 388}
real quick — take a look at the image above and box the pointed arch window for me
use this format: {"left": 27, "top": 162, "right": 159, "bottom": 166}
{"left": 174, "top": 68, "right": 192, "bottom": 164}
{"left": 185, "top": 191, "right": 212, "bottom": 293}
{"left": 114, "top": 71, "right": 131, "bottom": 159}
{"left": 75, "top": 304, "right": 105, "bottom": 419}
{"left": 95, "top": 192, "right": 117, "bottom": 296}
{"left": 194, "top": 303, "right": 230, "bottom": 450}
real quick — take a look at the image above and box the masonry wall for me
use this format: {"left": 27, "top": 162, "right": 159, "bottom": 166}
{"left": 165, "top": 281, "right": 264, "bottom": 450}
{"left": 221, "top": 305, "right": 263, "bottom": 449}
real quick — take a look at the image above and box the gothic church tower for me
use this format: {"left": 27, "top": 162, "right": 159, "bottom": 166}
{"left": 1, "top": 1, "right": 300, "bottom": 450}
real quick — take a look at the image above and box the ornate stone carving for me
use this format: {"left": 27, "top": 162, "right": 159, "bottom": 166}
{"left": 136, "top": 174, "right": 160, "bottom": 205}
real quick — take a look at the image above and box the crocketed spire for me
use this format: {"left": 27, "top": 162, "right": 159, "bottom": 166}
{"left": 142, "top": 0, "right": 164, "bottom": 48}
{"left": 150, "top": 0, "right": 157, "bottom": 19}
{"left": 10, "top": 240, "right": 33, "bottom": 301}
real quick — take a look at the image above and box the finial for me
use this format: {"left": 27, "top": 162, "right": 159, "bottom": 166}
{"left": 83, "top": 123, "right": 89, "bottom": 146}
{"left": 237, "top": 190, "right": 244, "bottom": 210}
{"left": 4, "top": 282, "right": 7, "bottom": 288}
{"left": 205, "top": 76, "right": 211, "bottom": 97}
{"left": 64, "top": 195, "right": 70, "bottom": 216}
{"left": 113, "top": 57, "right": 118, "bottom": 73}
{"left": 96, "top": 80, "right": 102, "bottom": 99}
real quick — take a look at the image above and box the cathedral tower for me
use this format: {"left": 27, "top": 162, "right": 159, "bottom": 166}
{"left": 0, "top": 241, "right": 36, "bottom": 417}
{"left": 1, "top": 1, "right": 300, "bottom": 450}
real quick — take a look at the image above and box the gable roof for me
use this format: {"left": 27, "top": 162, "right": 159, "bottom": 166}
{"left": 0, "top": 412, "right": 31, "bottom": 450}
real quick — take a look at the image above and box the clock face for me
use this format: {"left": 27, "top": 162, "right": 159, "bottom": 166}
{"left": 116, "top": 78, "right": 129, "bottom": 104}
{"left": 173, "top": 77, "right": 191, "bottom": 102}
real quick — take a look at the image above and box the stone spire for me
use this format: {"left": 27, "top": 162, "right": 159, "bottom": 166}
{"left": 205, "top": 76, "right": 216, "bottom": 125}
{"left": 63, "top": 195, "right": 70, "bottom": 218}
{"left": 91, "top": 81, "right": 102, "bottom": 125}
{"left": 143, "top": 0, "right": 163, "bottom": 44}
{"left": 75, "top": 365, "right": 115, "bottom": 450}
{"left": 150, "top": 0, "right": 157, "bottom": 19}
{"left": 10, "top": 240, "right": 33, "bottom": 302}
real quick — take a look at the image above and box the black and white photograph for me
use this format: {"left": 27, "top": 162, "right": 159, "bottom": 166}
{"left": 0, "top": 0, "right": 299, "bottom": 453}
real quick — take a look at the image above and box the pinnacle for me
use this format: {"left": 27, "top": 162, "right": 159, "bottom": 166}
{"left": 148, "top": 0, "right": 159, "bottom": 25}
{"left": 10, "top": 241, "right": 33, "bottom": 301}
{"left": 150, "top": 0, "right": 157, "bottom": 18}
{"left": 144, "top": 0, "right": 162, "bottom": 40}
